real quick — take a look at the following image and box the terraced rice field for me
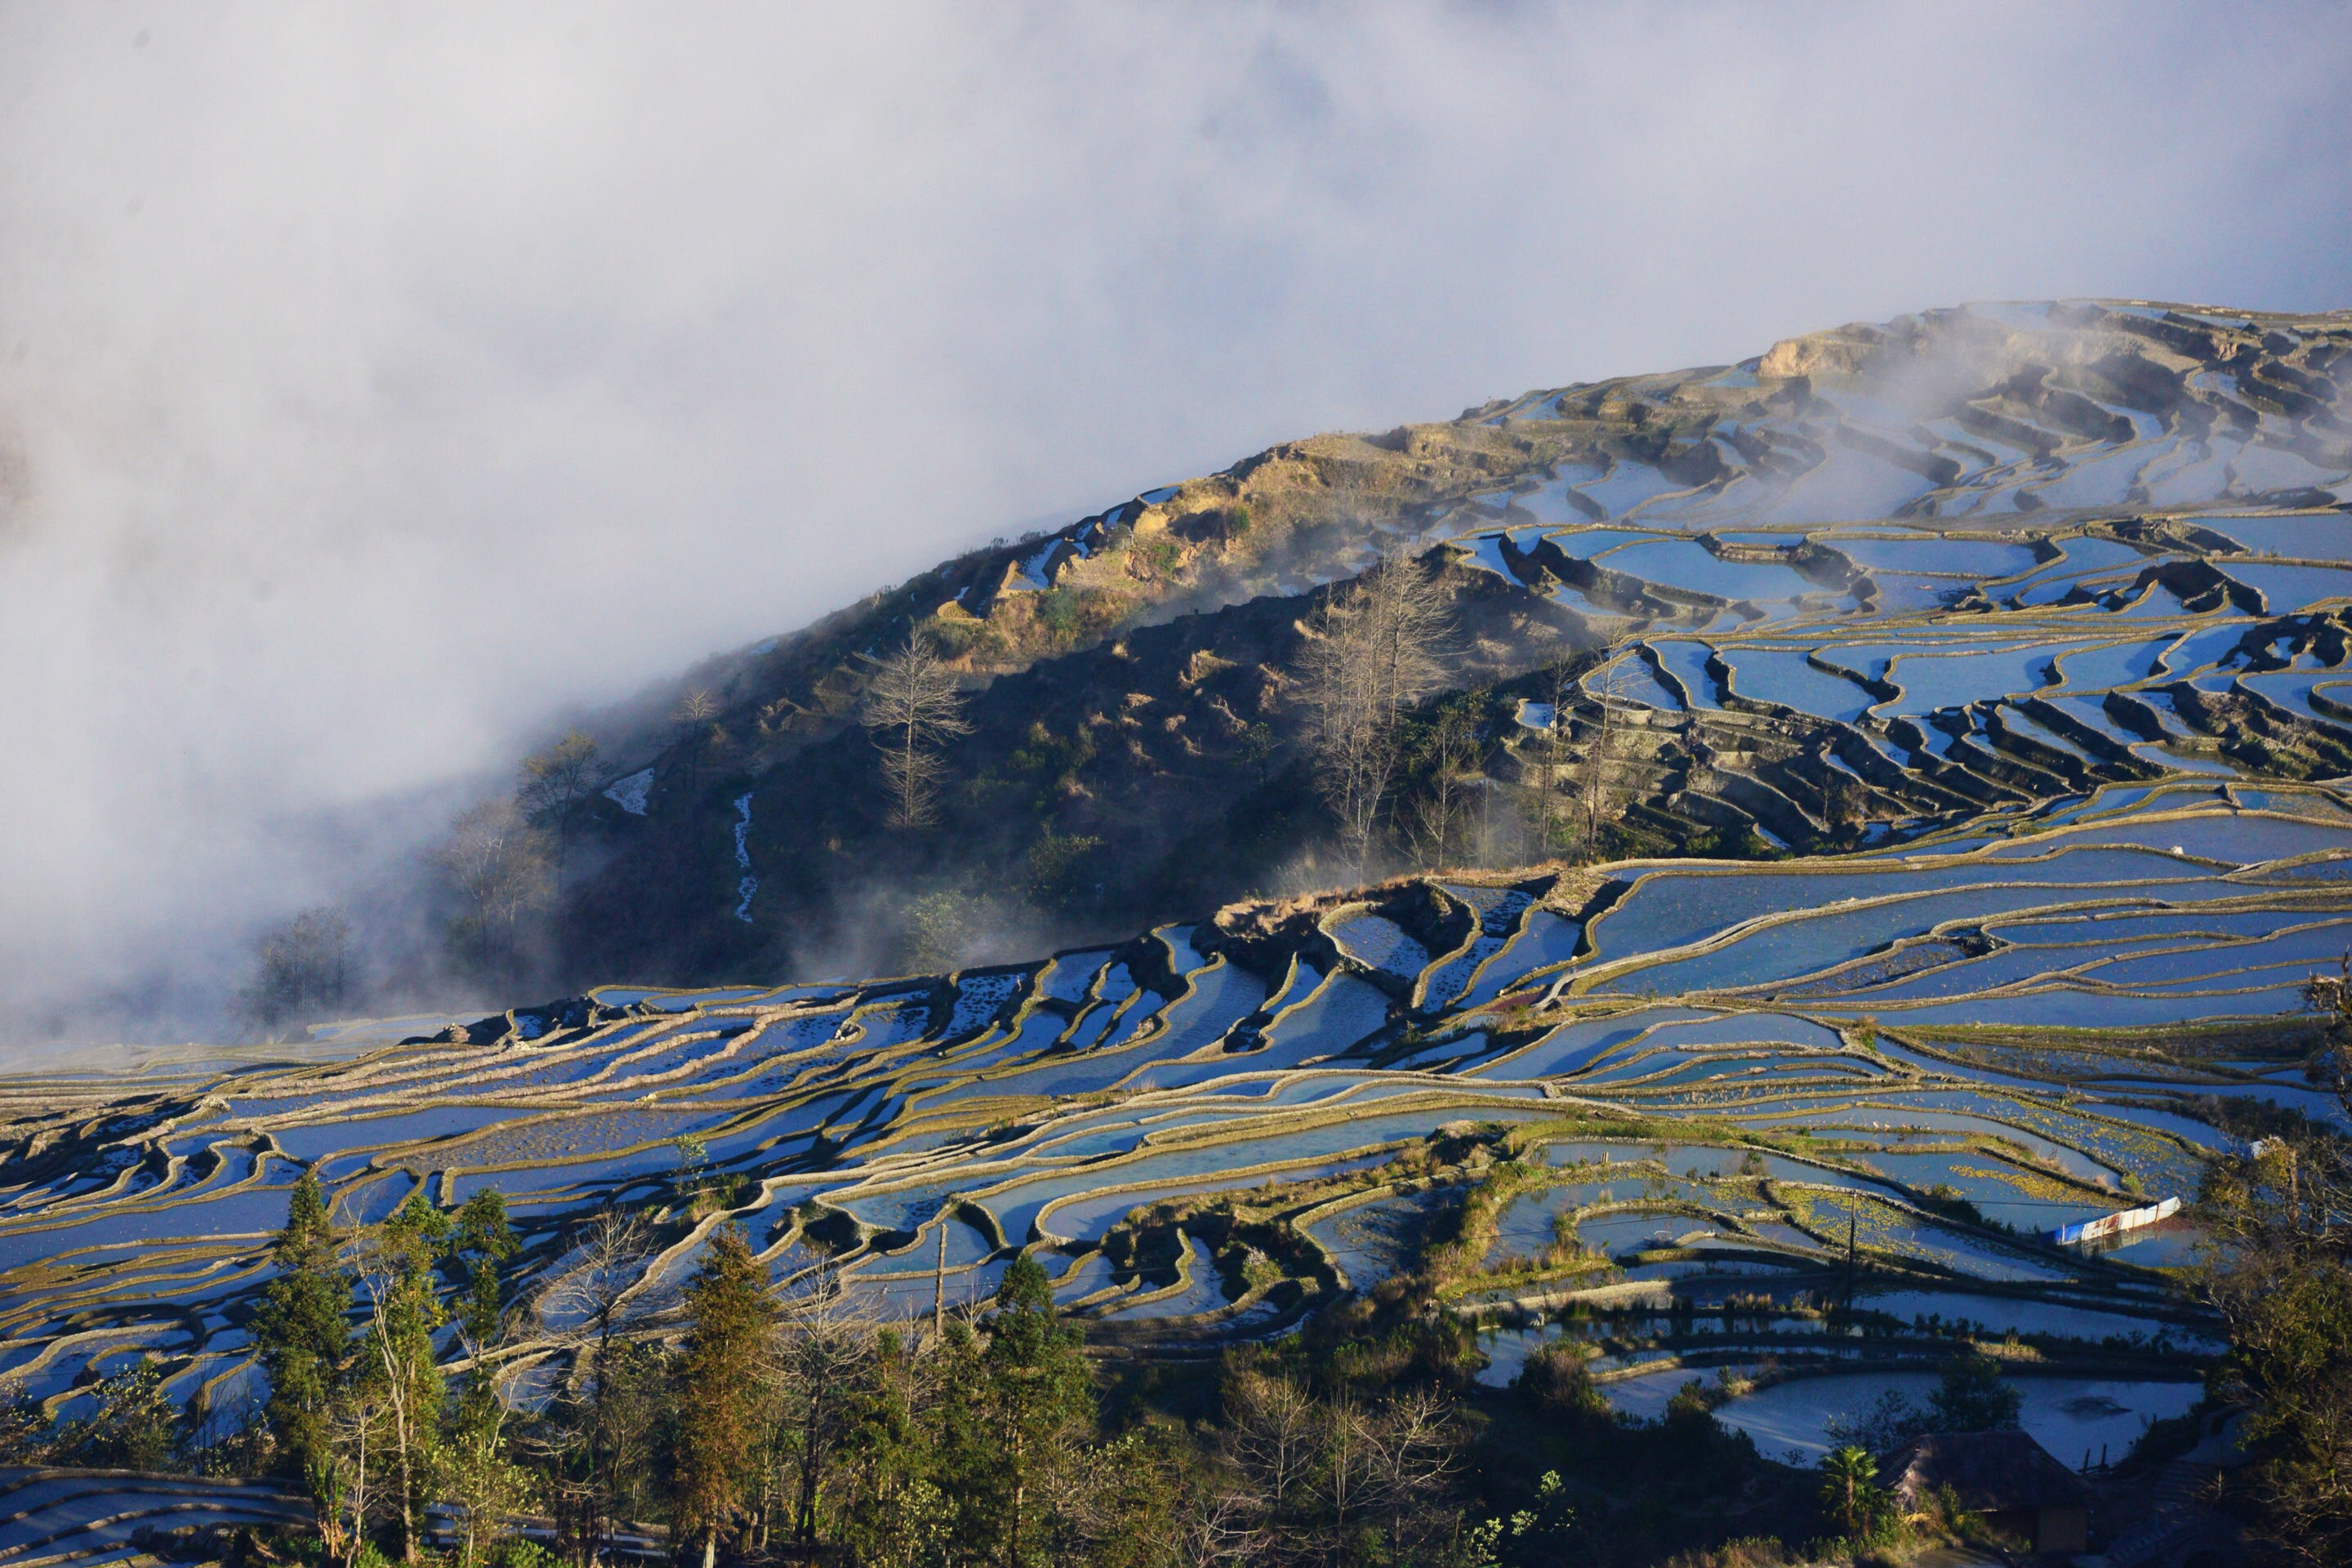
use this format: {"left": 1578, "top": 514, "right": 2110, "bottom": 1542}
{"left": 3, "top": 297, "right": 2347, "bottom": 1496}
{"left": 2, "top": 768, "right": 2334, "bottom": 1430}
{"left": 0, "top": 1470, "right": 313, "bottom": 1567}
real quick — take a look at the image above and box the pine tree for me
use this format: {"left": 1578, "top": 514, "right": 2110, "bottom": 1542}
{"left": 670, "top": 1223, "right": 777, "bottom": 1568}
{"left": 951, "top": 1254, "right": 1094, "bottom": 1568}
{"left": 254, "top": 1173, "right": 351, "bottom": 1487}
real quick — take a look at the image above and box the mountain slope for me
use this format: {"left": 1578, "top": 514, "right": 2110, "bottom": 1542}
{"left": 553, "top": 298, "right": 2352, "bottom": 987}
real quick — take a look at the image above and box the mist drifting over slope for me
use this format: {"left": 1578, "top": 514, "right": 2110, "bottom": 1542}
{"left": 2, "top": 2, "right": 2350, "bottom": 1045}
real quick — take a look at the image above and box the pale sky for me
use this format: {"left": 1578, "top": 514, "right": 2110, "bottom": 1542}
{"left": 3, "top": 2, "right": 2349, "bottom": 1039}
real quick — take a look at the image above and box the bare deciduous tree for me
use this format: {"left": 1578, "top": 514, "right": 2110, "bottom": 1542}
{"left": 1364, "top": 1388, "right": 1461, "bottom": 1564}
{"left": 858, "top": 633, "right": 972, "bottom": 829}
{"left": 1222, "top": 1372, "right": 1321, "bottom": 1519}
{"left": 322, "top": 1384, "right": 381, "bottom": 1568}
{"left": 351, "top": 1200, "right": 447, "bottom": 1564}
{"left": 432, "top": 800, "right": 553, "bottom": 977}
{"left": 517, "top": 728, "right": 602, "bottom": 889}
{"left": 1319, "top": 1394, "right": 1375, "bottom": 1548}
{"left": 237, "top": 906, "right": 354, "bottom": 1033}
{"left": 1578, "top": 656, "right": 1634, "bottom": 853}
{"left": 773, "top": 1262, "right": 875, "bottom": 1547}
{"left": 530, "top": 1209, "right": 675, "bottom": 1567}
{"left": 1527, "top": 662, "right": 1575, "bottom": 854}
{"left": 1166, "top": 1485, "right": 1269, "bottom": 1568}
{"left": 672, "top": 689, "right": 724, "bottom": 797}
{"left": 1293, "top": 550, "right": 1453, "bottom": 874}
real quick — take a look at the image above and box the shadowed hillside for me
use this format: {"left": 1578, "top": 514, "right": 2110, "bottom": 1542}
{"left": 545, "top": 298, "right": 2352, "bottom": 990}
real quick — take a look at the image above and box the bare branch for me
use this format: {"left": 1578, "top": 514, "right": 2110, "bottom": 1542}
{"left": 430, "top": 798, "right": 553, "bottom": 974}
{"left": 1292, "top": 549, "right": 1454, "bottom": 874}
{"left": 858, "top": 633, "right": 973, "bottom": 828}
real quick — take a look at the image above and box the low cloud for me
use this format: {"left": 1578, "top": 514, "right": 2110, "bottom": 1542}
{"left": 2, "top": 1, "right": 2348, "bottom": 1042}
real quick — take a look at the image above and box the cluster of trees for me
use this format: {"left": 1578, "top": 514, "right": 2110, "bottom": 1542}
{"left": 174, "top": 1169, "right": 1516, "bottom": 1564}
{"left": 1204, "top": 1369, "right": 1468, "bottom": 1565}
{"left": 859, "top": 551, "right": 1624, "bottom": 896}
{"left": 428, "top": 1215, "right": 1485, "bottom": 1568}
{"left": 0, "top": 1356, "right": 211, "bottom": 1472}
{"left": 230, "top": 1184, "right": 1471, "bottom": 1568}
{"left": 237, "top": 905, "right": 357, "bottom": 1033}
{"left": 235, "top": 1183, "right": 1189, "bottom": 1568}
{"left": 254, "top": 1174, "right": 523, "bottom": 1564}
{"left": 1816, "top": 1351, "right": 2023, "bottom": 1459}
{"left": 1290, "top": 552, "right": 1672, "bottom": 878}
{"left": 2181, "top": 959, "right": 2352, "bottom": 1564}
{"left": 434, "top": 797, "right": 559, "bottom": 981}
{"left": 236, "top": 725, "right": 617, "bottom": 1027}
{"left": 427, "top": 683, "right": 749, "bottom": 989}
{"left": 0, "top": 1138, "right": 2121, "bottom": 1568}
{"left": 429, "top": 727, "right": 612, "bottom": 986}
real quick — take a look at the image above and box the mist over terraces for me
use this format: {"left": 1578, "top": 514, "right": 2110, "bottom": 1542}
{"left": 8, "top": 297, "right": 2352, "bottom": 1566}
